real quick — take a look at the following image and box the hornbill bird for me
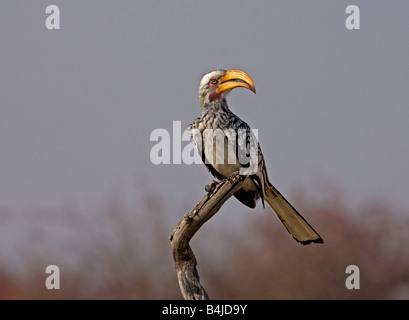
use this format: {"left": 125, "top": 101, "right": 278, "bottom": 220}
{"left": 188, "top": 69, "right": 323, "bottom": 245}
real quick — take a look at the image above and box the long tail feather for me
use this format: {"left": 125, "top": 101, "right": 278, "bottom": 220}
{"left": 265, "top": 184, "right": 323, "bottom": 245}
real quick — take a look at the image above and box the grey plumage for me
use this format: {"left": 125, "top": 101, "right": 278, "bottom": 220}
{"left": 189, "top": 69, "right": 323, "bottom": 245}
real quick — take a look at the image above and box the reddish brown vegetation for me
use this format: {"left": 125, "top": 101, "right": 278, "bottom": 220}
{"left": 0, "top": 187, "right": 408, "bottom": 299}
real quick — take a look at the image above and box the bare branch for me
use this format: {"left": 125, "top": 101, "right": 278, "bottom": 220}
{"left": 169, "top": 172, "right": 246, "bottom": 300}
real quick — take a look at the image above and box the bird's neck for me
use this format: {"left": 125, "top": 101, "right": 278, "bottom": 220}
{"left": 201, "top": 98, "right": 230, "bottom": 115}
{"left": 198, "top": 99, "right": 232, "bottom": 130}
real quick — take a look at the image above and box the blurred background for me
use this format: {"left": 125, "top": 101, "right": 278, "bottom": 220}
{"left": 1, "top": 1, "right": 408, "bottom": 299}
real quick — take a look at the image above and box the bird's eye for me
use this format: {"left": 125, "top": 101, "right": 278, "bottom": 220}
{"left": 210, "top": 79, "right": 218, "bottom": 85}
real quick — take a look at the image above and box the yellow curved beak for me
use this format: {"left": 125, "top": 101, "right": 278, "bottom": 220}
{"left": 217, "top": 69, "right": 256, "bottom": 94}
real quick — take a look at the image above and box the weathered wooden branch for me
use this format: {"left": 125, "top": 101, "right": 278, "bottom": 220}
{"left": 169, "top": 172, "right": 246, "bottom": 300}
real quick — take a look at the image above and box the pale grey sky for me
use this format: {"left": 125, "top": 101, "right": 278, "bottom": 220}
{"left": 1, "top": 1, "right": 409, "bottom": 216}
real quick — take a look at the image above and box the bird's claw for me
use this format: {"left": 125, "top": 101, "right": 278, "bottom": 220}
{"left": 205, "top": 180, "right": 219, "bottom": 194}
{"left": 228, "top": 171, "right": 243, "bottom": 183}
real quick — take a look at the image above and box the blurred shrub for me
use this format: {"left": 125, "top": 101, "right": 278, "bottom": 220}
{"left": 0, "top": 185, "right": 408, "bottom": 299}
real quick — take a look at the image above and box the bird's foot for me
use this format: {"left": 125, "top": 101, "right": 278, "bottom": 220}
{"left": 228, "top": 171, "right": 244, "bottom": 183}
{"left": 205, "top": 180, "right": 219, "bottom": 194}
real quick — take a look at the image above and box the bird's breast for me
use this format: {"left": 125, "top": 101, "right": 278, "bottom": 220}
{"left": 202, "top": 129, "right": 241, "bottom": 177}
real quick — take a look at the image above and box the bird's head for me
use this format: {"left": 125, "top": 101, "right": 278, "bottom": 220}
{"left": 198, "top": 69, "right": 256, "bottom": 107}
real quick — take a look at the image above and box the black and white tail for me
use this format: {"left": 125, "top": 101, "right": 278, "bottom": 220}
{"left": 265, "top": 184, "right": 323, "bottom": 245}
